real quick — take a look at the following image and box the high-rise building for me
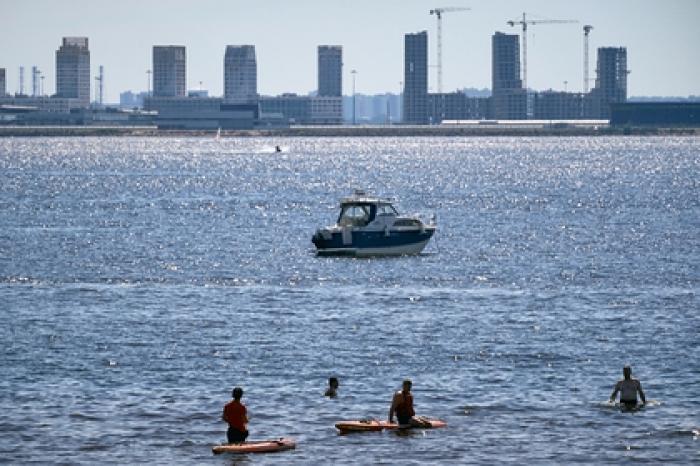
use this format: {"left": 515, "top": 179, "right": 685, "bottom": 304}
{"left": 224, "top": 45, "right": 257, "bottom": 104}
{"left": 153, "top": 46, "right": 186, "bottom": 97}
{"left": 403, "top": 31, "right": 428, "bottom": 124}
{"left": 0, "top": 68, "right": 5, "bottom": 96}
{"left": 56, "top": 37, "right": 90, "bottom": 106}
{"left": 318, "top": 45, "right": 342, "bottom": 97}
{"left": 491, "top": 32, "right": 526, "bottom": 119}
{"left": 492, "top": 32, "right": 521, "bottom": 92}
{"left": 590, "top": 47, "right": 627, "bottom": 119}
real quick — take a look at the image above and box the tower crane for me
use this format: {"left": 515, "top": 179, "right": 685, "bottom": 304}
{"left": 507, "top": 12, "right": 578, "bottom": 91}
{"left": 583, "top": 25, "right": 593, "bottom": 93}
{"left": 429, "top": 6, "right": 470, "bottom": 93}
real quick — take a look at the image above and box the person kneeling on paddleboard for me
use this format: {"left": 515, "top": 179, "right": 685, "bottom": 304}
{"left": 223, "top": 387, "right": 249, "bottom": 443}
{"left": 389, "top": 379, "right": 420, "bottom": 427}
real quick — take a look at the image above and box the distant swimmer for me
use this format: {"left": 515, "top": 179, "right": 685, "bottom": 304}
{"left": 389, "top": 379, "right": 429, "bottom": 427}
{"left": 325, "top": 377, "right": 339, "bottom": 398}
{"left": 223, "top": 387, "right": 249, "bottom": 443}
{"left": 275, "top": 145, "right": 282, "bottom": 152}
{"left": 610, "top": 365, "right": 646, "bottom": 409}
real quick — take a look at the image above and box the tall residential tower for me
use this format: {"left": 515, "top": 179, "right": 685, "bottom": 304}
{"left": 491, "top": 32, "right": 526, "bottom": 119}
{"left": 590, "top": 47, "right": 627, "bottom": 119}
{"left": 56, "top": 37, "right": 90, "bottom": 106}
{"left": 153, "top": 46, "right": 186, "bottom": 97}
{"left": 224, "top": 45, "right": 257, "bottom": 104}
{"left": 403, "top": 31, "right": 428, "bottom": 124}
{"left": 318, "top": 45, "right": 342, "bottom": 97}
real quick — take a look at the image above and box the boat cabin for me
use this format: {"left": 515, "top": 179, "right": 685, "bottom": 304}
{"left": 337, "top": 199, "right": 398, "bottom": 228}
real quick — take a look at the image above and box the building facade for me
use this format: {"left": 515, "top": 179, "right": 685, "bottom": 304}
{"left": 153, "top": 46, "right": 186, "bottom": 97}
{"left": 491, "top": 32, "right": 526, "bottom": 119}
{"left": 259, "top": 94, "right": 312, "bottom": 124}
{"left": 144, "top": 96, "right": 257, "bottom": 129}
{"left": 589, "top": 47, "right": 627, "bottom": 119}
{"left": 403, "top": 31, "right": 428, "bottom": 124}
{"left": 533, "top": 91, "right": 586, "bottom": 120}
{"left": 318, "top": 45, "right": 342, "bottom": 97}
{"left": 56, "top": 37, "right": 90, "bottom": 106}
{"left": 428, "top": 93, "right": 490, "bottom": 122}
{"left": 224, "top": 45, "right": 257, "bottom": 104}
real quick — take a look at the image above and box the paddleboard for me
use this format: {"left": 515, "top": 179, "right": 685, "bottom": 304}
{"left": 212, "top": 438, "right": 296, "bottom": 454}
{"left": 335, "top": 417, "right": 446, "bottom": 433}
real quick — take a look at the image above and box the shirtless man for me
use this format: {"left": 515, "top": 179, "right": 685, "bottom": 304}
{"left": 610, "top": 366, "right": 646, "bottom": 409}
{"left": 389, "top": 379, "right": 428, "bottom": 427}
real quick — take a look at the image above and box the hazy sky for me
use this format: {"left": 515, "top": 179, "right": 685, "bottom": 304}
{"left": 3, "top": 0, "right": 699, "bottom": 102}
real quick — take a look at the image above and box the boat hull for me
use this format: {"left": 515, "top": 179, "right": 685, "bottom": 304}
{"left": 312, "top": 228, "right": 435, "bottom": 257}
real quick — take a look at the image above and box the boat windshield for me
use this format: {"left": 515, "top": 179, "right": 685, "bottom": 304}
{"left": 338, "top": 204, "right": 372, "bottom": 227}
{"left": 376, "top": 203, "right": 398, "bottom": 216}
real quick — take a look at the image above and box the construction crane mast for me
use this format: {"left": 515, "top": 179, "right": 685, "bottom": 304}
{"left": 583, "top": 25, "right": 593, "bottom": 93}
{"left": 94, "top": 65, "right": 104, "bottom": 105}
{"left": 429, "top": 6, "right": 469, "bottom": 93}
{"left": 507, "top": 12, "right": 577, "bottom": 91}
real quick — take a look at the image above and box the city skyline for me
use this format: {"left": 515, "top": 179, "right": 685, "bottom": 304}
{"left": 3, "top": 0, "right": 700, "bottom": 102}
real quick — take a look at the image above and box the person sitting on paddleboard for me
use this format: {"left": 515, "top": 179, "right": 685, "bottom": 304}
{"left": 610, "top": 365, "right": 646, "bottom": 409}
{"left": 325, "top": 377, "right": 339, "bottom": 398}
{"left": 389, "top": 379, "right": 418, "bottom": 427}
{"left": 223, "top": 387, "right": 249, "bottom": 443}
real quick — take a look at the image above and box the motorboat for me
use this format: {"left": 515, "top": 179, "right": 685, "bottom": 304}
{"left": 311, "top": 191, "right": 436, "bottom": 256}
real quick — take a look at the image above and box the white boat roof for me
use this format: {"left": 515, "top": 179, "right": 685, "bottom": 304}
{"left": 339, "top": 191, "right": 395, "bottom": 206}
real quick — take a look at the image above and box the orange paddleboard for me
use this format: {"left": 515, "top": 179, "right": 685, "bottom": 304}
{"left": 335, "top": 417, "right": 446, "bottom": 433}
{"left": 212, "top": 438, "right": 296, "bottom": 454}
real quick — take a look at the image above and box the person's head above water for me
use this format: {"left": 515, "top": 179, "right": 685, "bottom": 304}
{"left": 402, "top": 379, "right": 412, "bottom": 391}
{"left": 329, "top": 377, "right": 339, "bottom": 389}
{"left": 623, "top": 366, "right": 632, "bottom": 379}
{"left": 232, "top": 387, "right": 243, "bottom": 400}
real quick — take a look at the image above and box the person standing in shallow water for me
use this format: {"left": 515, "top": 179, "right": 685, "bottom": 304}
{"left": 389, "top": 379, "right": 420, "bottom": 426}
{"left": 325, "top": 377, "right": 339, "bottom": 398}
{"left": 222, "top": 387, "right": 249, "bottom": 443}
{"left": 610, "top": 365, "right": 646, "bottom": 408}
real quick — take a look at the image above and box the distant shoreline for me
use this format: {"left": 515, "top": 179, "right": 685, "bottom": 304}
{"left": 0, "top": 125, "right": 697, "bottom": 138}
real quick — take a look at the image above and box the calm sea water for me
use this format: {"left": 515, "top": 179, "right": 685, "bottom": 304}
{"left": 0, "top": 136, "right": 698, "bottom": 465}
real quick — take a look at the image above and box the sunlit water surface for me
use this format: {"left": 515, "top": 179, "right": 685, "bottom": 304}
{"left": 0, "top": 136, "right": 698, "bottom": 464}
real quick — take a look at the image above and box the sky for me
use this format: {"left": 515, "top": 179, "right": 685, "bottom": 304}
{"left": 3, "top": 0, "right": 700, "bottom": 103}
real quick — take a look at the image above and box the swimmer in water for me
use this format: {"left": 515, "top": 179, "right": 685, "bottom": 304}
{"left": 610, "top": 365, "right": 646, "bottom": 409}
{"left": 324, "top": 376, "right": 339, "bottom": 398}
{"left": 275, "top": 145, "right": 282, "bottom": 152}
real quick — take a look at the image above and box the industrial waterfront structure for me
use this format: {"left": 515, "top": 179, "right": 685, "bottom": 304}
{"left": 224, "top": 45, "right": 257, "bottom": 104}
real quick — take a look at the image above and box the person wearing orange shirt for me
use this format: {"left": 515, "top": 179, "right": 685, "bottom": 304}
{"left": 222, "top": 387, "right": 248, "bottom": 443}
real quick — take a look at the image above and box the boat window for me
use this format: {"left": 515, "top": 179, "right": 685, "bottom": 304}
{"left": 377, "top": 204, "right": 398, "bottom": 216}
{"left": 338, "top": 204, "right": 371, "bottom": 227}
{"left": 393, "top": 218, "right": 421, "bottom": 227}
